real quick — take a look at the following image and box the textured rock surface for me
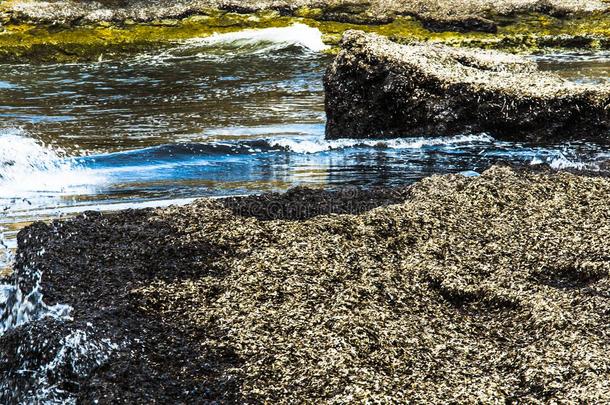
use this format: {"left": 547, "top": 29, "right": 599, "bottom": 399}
{"left": 2, "top": 166, "right": 610, "bottom": 402}
{"left": 1, "top": 0, "right": 610, "bottom": 62}
{"left": 324, "top": 31, "right": 610, "bottom": 142}
{"left": 3, "top": 0, "right": 608, "bottom": 26}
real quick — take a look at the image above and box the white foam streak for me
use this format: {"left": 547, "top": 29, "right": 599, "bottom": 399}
{"left": 268, "top": 134, "right": 495, "bottom": 154}
{"left": 184, "top": 23, "right": 329, "bottom": 53}
{"left": 530, "top": 152, "right": 605, "bottom": 171}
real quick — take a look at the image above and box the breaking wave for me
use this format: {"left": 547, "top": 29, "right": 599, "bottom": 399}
{"left": 0, "top": 128, "right": 102, "bottom": 199}
{"left": 130, "top": 23, "right": 329, "bottom": 66}
{"left": 0, "top": 324, "right": 120, "bottom": 404}
{"left": 530, "top": 154, "right": 604, "bottom": 170}
{"left": 0, "top": 271, "right": 72, "bottom": 335}
{"left": 182, "top": 23, "right": 330, "bottom": 53}
{"left": 85, "top": 133, "right": 498, "bottom": 170}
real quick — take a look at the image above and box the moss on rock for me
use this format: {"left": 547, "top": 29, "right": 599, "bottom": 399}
{"left": 0, "top": 11, "right": 301, "bottom": 62}
{"left": 0, "top": 6, "right": 609, "bottom": 62}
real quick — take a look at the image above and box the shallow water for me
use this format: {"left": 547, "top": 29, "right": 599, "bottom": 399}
{"left": 1, "top": 25, "right": 610, "bottom": 269}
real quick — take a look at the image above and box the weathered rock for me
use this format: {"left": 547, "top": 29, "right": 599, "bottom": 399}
{"left": 220, "top": 185, "right": 413, "bottom": 221}
{"left": 0, "top": 185, "right": 413, "bottom": 403}
{"left": 3, "top": 165, "right": 610, "bottom": 402}
{"left": 324, "top": 30, "right": 610, "bottom": 142}
{"left": 4, "top": 0, "right": 609, "bottom": 27}
{"left": 1, "top": 0, "right": 610, "bottom": 62}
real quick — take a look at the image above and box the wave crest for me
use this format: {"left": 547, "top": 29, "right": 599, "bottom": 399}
{"left": 268, "top": 134, "right": 496, "bottom": 154}
{"left": 0, "top": 129, "right": 101, "bottom": 199}
{"left": 183, "top": 23, "right": 330, "bottom": 53}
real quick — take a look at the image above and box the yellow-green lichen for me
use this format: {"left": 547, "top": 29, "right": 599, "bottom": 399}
{"left": 309, "top": 12, "right": 610, "bottom": 53}
{"left": 294, "top": 6, "right": 324, "bottom": 20}
{"left": 0, "top": 10, "right": 609, "bottom": 62}
{"left": 0, "top": 11, "right": 295, "bottom": 62}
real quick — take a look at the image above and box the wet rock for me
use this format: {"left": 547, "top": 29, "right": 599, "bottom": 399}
{"left": 3, "top": 166, "right": 610, "bottom": 402}
{"left": 0, "top": 187, "right": 414, "bottom": 403}
{"left": 220, "top": 185, "right": 413, "bottom": 221}
{"left": 1, "top": 208, "right": 241, "bottom": 403}
{"left": 3, "top": 0, "right": 609, "bottom": 27}
{"left": 324, "top": 31, "right": 610, "bottom": 142}
{"left": 1, "top": 0, "right": 610, "bottom": 62}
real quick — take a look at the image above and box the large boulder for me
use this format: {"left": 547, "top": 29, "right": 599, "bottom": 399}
{"left": 324, "top": 30, "right": 610, "bottom": 142}
{"left": 3, "top": 166, "right": 610, "bottom": 402}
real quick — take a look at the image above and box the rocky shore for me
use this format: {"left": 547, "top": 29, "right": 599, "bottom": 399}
{"left": 324, "top": 31, "right": 610, "bottom": 142}
{"left": 2, "top": 165, "right": 610, "bottom": 403}
{"left": 6, "top": 0, "right": 608, "bottom": 27}
{"left": 1, "top": 0, "right": 609, "bottom": 62}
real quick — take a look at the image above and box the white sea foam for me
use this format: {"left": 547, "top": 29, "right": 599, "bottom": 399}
{"left": 0, "top": 270, "right": 72, "bottom": 335}
{"left": 183, "top": 23, "right": 330, "bottom": 53}
{"left": 531, "top": 156, "right": 587, "bottom": 170}
{"left": 268, "top": 134, "right": 495, "bottom": 154}
{"left": 530, "top": 151, "right": 606, "bottom": 171}
{"left": 0, "top": 326, "right": 120, "bottom": 404}
{"left": 0, "top": 128, "right": 102, "bottom": 199}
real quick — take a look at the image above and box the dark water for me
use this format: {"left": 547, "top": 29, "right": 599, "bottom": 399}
{"left": 1, "top": 25, "right": 610, "bottom": 269}
{"left": 535, "top": 52, "right": 610, "bottom": 85}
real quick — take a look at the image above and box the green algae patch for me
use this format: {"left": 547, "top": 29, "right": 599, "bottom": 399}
{"left": 312, "top": 12, "right": 610, "bottom": 53}
{"left": 0, "top": 12, "right": 305, "bottom": 62}
{"left": 1, "top": 10, "right": 610, "bottom": 62}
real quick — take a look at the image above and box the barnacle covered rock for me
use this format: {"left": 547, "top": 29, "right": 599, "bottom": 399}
{"left": 2, "top": 165, "right": 610, "bottom": 402}
{"left": 324, "top": 31, "right": 610, "bottom": 142}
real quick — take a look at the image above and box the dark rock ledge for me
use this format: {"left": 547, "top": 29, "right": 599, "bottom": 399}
{"left": 2, "top": 165, "right": 610, "bottom": 403}
{"left": 324, "top": 31, "right": 610, "bottom": 142}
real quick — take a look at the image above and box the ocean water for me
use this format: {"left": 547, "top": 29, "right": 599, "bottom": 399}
{"left": 1, "top": 24, "right": 610, "bottom": 270}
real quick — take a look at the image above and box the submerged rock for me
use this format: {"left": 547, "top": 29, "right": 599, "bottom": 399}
{"left": 2, "top": 165, "right": 610, "bottom": 402}
{"left": 325, "top": 31, "right": 610, "bottom": 142}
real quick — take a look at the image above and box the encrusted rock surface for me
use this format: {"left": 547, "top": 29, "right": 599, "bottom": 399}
{"left": 2, "top": 165, "right": 610, "bottom": 402}
{"left": 3, "top": 0, "right": 609, "bottom": 27}
{"left": 325, "top": 30, "right": 610, "bottom": 142}
{"left": 1, "top": 0, "right": 610, "bottom": 62}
